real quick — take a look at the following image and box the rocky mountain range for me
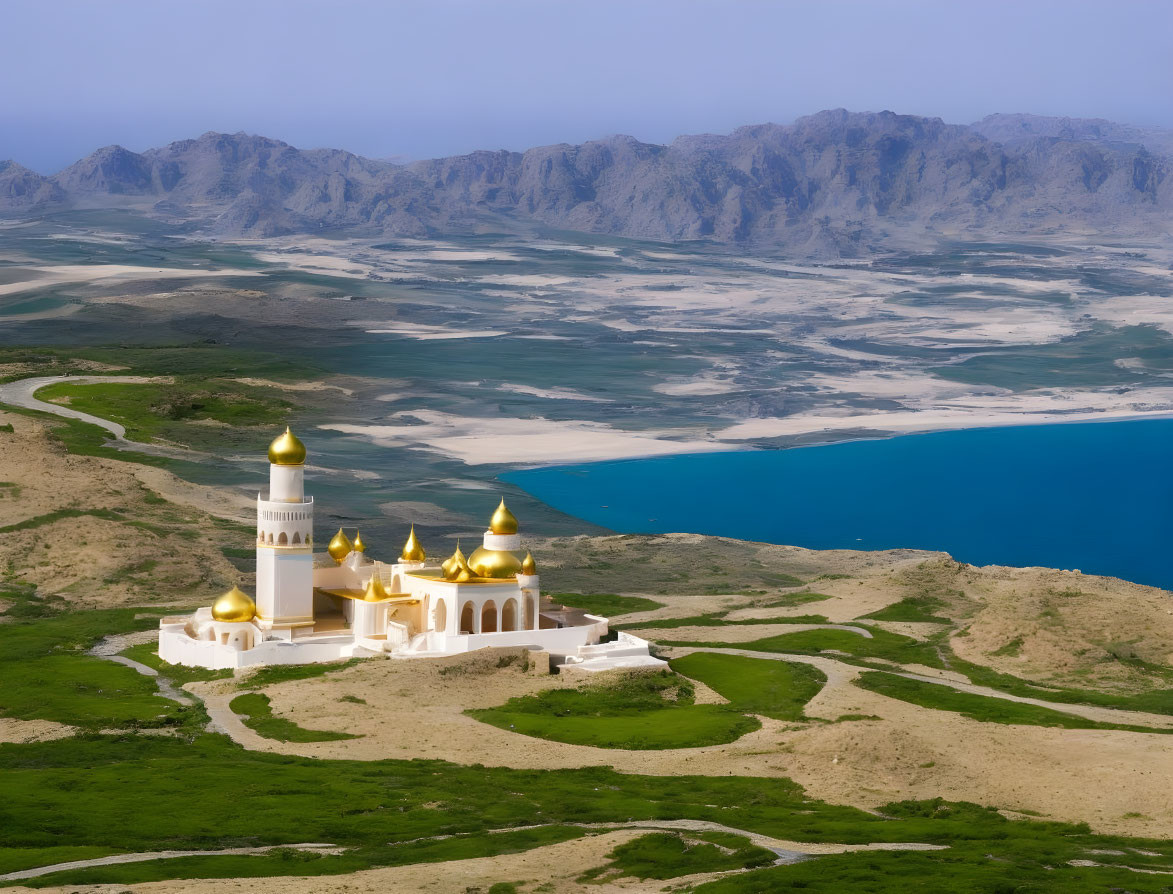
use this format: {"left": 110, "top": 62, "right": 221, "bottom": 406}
{"left": 3, "top": 109, "right": 1171, "bottom": 254}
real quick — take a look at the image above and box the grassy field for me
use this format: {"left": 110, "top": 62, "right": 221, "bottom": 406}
{"left": 669, "top": 652, "right": 826, "bottom": 721}
{"left": 861, "top": 596, "right": 950, "bottom": 624}
{"left": 35, "top": 380, "right": 294, "bottom": 450}
{"left": 4, "top": 734, "right": 1172, "bottom": 889}
{"left": 621, "top": 611, "right": 830, "bottom": 630}
{"left": 119, "top": 642, "right": 232, "bottom": 686}
{"left": 548, "top": 592, "right": 663, "bottom": 617}
{"left": 468, "top": 671, "right": 761, "bottom": 749}
{"left": 664, "top": 626, "right": 946, "bottom": 670}
{"left": 229, "top": 693, "right": 359, "bottom": 743}
{"left": 0, "top": 604, "right": 198, "bottom": 731}
{"left": 579, "top": 831, "right": 775, "bottom": 881}
{"left": 855, "top": 671, "right": 1171, "bottom": 735}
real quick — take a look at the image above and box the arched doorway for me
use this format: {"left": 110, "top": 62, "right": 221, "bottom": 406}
{"left": 481, "top": 600, "right": 498, "bottom": 633}
{"left": 434, "top": 599, "right": 448, "bottom": 633}
{"left": 459, "top": 602, "right": 474, "bottom": 634}
{"left": 501, "top": 599, "right": 518, "bottom": 632}
{"left": 525, "top": 594, "right": 535, "bottom": 629}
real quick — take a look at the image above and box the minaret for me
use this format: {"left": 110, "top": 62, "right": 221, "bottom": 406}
{"left": 254, "top": 427, "right": 315, "bottom": 635}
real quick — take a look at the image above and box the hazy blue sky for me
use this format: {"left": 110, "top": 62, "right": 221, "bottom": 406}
{"left": 4, "top": 0, "right": 1172, "bottom": 173}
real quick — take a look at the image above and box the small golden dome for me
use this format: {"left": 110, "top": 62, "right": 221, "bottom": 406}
{"left": 327, "top": 527, "right": 353, "bottom": 563}
{"left": 520, "top": 551, "right": 536, "bottom": 575}
{"left": 489, "top": 498, "right": 519, "bottom": 535}
{"left": 468, "top": 546, "right": 523, "bottom": 579}
{"left": 401, "top": 525, "right": 426, "bottom": 562}
{"left": 211, "top": 586, "right": 256, "bottom": 622}
{"left": 440, "top": 541, "right": 462, "bottom": 578}
{"left": 353, "top": 529, "right": 366, "bottom": 553}
{"left": 268, "top": 427, "right": 307, "bottom": 465}
{"left": 363, "top": 575, "right": 387, "bottom": 601}
{"left": 442, "top": 543, "right": 474, "bottom": 582}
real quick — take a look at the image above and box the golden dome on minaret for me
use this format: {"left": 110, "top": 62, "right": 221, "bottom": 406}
{"left": 401, "top": 525, "right": 426, "bottom": 562}
{"left": 520, "top": 551, "right": 536, "bottom": 575}
{"left": 363, "top": 575, "right": 388, "bottom": 601}
{"left": 489, "top": 498, "right": 519, "bottom": 535}
{"left": 211, "top": 586, "right": 256, "bottom": 622}
{"left": 327, "top": 527, "right": 353, "bottom": 563}
{"left": 268, "top": 426, "right": 307, "bottom": 465}
{"left": 468, "top": 545, "right": 523, "bottom": 579}
{"left": 352, "top": 529, "right": 366, "bottom": 553}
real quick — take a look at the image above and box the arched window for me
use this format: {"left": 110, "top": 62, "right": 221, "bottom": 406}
{"left": 434, "top": 599, "right": 447, "bottom": 633}
{"left": 525, "top": 594, "right": 536, "bottom": 630}
{"left": 278, "top": 532, "right": 288, "bottom": 545}
{"left": 292, "top": 532, "right": 301, "bottom": 544}
{"left": 459, "top": 602, "right": 474, "bottom": 635}
{"left": 267, "top": 533, "right": 274, "bottom": 544}
{"left": 481, "top": 600, "right": 498, "bottom": 634}
{"left": 502, "top": 599, "right": 518, "bottom": 632}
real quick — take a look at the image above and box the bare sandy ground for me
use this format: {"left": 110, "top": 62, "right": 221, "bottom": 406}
{"left": 192, "top": 637, "right": 1173, "bottom": 838}
{"left": 0, "top": 717, "right": 75, "bottom": 744}
{"left": 0, "top": 264, "right": 261, "bottom": 297}
{"left": 0, "top": 410, "right": 243, "bottom": 607}
{"left": 323, "top": 410, "right": 735, "bottom": 465}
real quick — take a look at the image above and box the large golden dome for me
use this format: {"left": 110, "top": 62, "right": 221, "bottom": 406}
{"left": 401, "top": 525, "right": 426, "bottom": 562}
{"left": 489, "top": 498, "right": 519, "bottom": 535}
{"left": 268, "top": 427, "right": 307, "bottom": 465}
{"left": 468, "top": 546, "right": 523, "bottom": 579}
{"left": 211, "top": 586, "right": 256, "bottom": 622}
{"left": 327, "top": 527, "right": 353, "bottom": 563}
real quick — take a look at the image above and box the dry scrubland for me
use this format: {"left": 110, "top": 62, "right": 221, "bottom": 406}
{"left": 0, "top": 408, "right": 246, "bottom": 609}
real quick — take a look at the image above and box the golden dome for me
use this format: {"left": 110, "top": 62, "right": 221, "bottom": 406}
{"left": 211, "top": 586, "right": 256, "bottom": 622}
{"left": 268, "top": 427, "right": 307, "bottom": 465}
{"left": 363, "top": 575, "right": 388, "bottom": 601}
{"left": 440, "top": 541, "right": 462, "bottom": 578}
{"left": 442, "top": 543, "right": 474, "bottom": 582}
{"left": 352, "top": 529, "right": 366, "bottom": 553}
{"left": 327, "top": 527, "right": 353, "bottom": 563}
{"left": 468, "top": 546, "right": 523, "bottom": 579}
{"left": 520, "top": 551, "right": 536, "bottom": 575}
{"left": 401, "top": 525, "right": 426, "bottom": 562}
{"left": 489, "top": 498, "right": 519, "bottom": 535}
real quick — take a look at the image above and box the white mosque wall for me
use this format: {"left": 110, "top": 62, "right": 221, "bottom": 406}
{"left": 256, "top": 547, "right": 315, "bottom": 625}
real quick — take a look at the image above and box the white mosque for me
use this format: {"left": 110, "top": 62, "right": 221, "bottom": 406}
{"left": 158, "top": 428, "right": 661, "bottom": 672}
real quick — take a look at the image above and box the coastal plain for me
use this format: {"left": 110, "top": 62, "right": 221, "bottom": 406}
{"left": 2, "top": 218, "right": 1173, "bottom": 890}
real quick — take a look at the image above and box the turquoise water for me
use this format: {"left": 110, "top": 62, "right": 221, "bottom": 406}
{"left": 504, "top": 419, "right": 1173, "bottom": 591}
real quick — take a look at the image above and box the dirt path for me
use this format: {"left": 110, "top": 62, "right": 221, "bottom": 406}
{"left": 0, "top": 844, "right": 343, "bottom": 882}
{"left": 0, "top": 375, "right": 172, "bottom": 438}
{"left": 0, "top": 819, "right": 945, "bottom": 888}
{"left": 89, "top": 632, "right": 196, "bottom": 707}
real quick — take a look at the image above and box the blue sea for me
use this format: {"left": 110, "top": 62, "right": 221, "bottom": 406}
{"left": 503, "top": 418, "right": 1173, "bottom": 591}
